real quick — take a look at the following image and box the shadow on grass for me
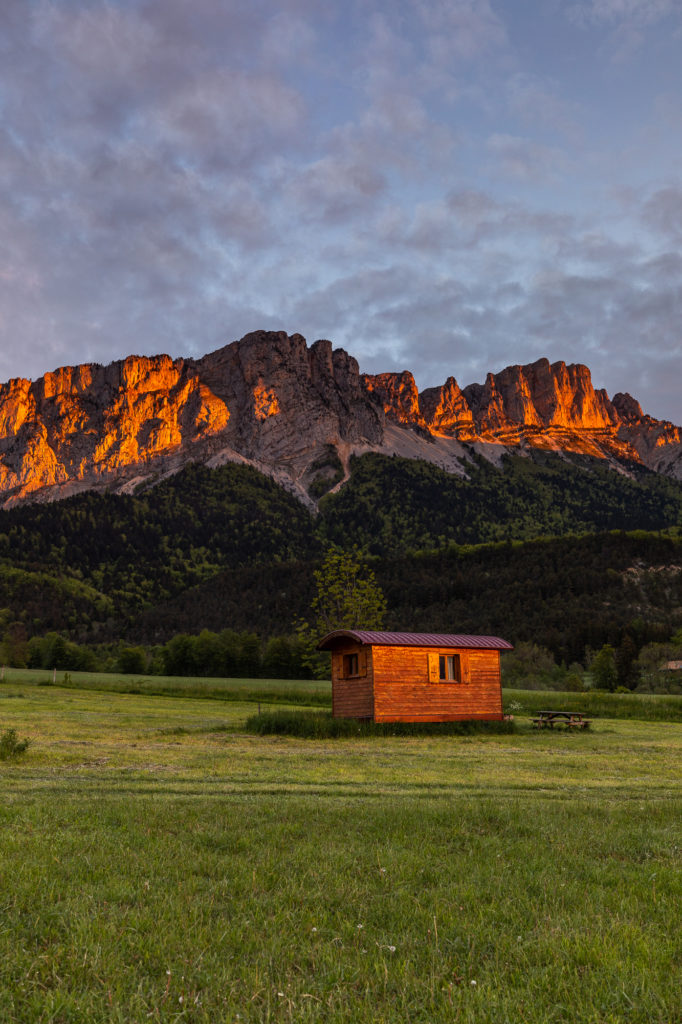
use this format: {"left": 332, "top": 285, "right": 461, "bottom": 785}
{"left": 245, "top": 709, "right": 517, "bottom": 739}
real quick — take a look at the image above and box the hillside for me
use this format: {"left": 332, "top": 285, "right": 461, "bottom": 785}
{"left": 1, "top": 455, "right": 681, "bottom": 664}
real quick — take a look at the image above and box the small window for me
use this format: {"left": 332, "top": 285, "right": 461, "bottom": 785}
{"left": 345, "top": 653, "right": 359, "bottom": 677}
{"left": 438, "top": 654, "right": 461, "bottom": 682}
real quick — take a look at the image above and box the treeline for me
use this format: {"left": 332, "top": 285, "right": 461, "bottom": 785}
{"left": 7, "top": 625, "right": 681, "bottom": 695}
{"left": 0, "top": 462, "right": 318, "bottom": 635}
{"left": 124, "top": 530, "right": 682, "bottom": 665}
{"left": 17, "top": 629, "right": 313, "bottom": 681}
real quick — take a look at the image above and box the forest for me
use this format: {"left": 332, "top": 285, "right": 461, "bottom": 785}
{"left": 1, "top": 453, "right": 681, "bottom": 690}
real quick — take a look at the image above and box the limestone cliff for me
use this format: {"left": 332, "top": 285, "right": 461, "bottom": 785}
{"left": 0, "top": 331, "right": 384, "bottom": 507}
{"left": 364, "top": 356, "right": 681, "bottom": 475}
{"left": 0, "top": 333, "right": 679, "bottom": 508}
{"left": 419, "top": 377, "right": 475, "bottom": 438}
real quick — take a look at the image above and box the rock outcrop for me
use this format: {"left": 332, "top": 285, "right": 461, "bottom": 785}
{"left": 417, "top": 377, "right": 475, "bottom": 438}
{"left": 462, "top": 359, "right": 619, "bottom": 433}
{"left": 0, "top": 331, "right": 384, "bottom": 507}
{"left": 0, "top": 334, "right": 679, "bottom": 508}
{"left": 361, "top": 371, "right": 426, "bottom": 429}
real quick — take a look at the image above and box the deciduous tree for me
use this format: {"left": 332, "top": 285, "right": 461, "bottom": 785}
{"left": 298, "top": 548, "right": 386, "bottom": 678}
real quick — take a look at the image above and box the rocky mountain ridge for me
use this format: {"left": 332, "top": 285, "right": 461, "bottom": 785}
{"left": 0, "top": 329, "right": 680, "bottom": 508}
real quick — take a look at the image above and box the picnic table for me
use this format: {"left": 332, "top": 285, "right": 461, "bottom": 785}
{"left": 532, "top": 710, "right": 591, "bottom": 730}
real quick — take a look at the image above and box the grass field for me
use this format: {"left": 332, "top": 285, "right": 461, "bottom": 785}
{"left": 1, "top": 678, "right": 681, "bottom": 1023}
{"left": 4, "top": 666, "right": 682, "bottom": 721}
{"left": 1, "top": 667, "right": 331, "bottom": 706}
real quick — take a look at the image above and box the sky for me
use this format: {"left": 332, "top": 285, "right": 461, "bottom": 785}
{"left": 1, "top": 0, "right": 682, "bottom": 422}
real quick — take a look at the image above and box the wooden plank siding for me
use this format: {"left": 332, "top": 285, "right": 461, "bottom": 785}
{"left": 331, "top": 642, "right": 374, "bottom": 719}
{"left": 372, "top": 646, "right": 503, "bottom": 723}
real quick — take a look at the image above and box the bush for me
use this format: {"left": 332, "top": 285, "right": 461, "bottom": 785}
{"left": 245, "top": 709, "right": 516, "bottom": 739}
{"left": 117, "top": 646, "right": 148, "bottom": 674}
{"left": 0, "top": 728, "right": 29, "bottom": 760}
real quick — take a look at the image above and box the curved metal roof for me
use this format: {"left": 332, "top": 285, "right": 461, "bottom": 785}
{"left": 317, "top": 629, "right": 513, "bottom": 650}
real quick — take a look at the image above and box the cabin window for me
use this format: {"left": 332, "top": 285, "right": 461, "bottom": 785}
{"left": 438, "top": 654, "right": 461, "bottom": 682}
{"left": 344, "top": 653, "right": 359, "bottom": 677}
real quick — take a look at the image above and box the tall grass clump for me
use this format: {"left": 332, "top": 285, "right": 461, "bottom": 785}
{"left": 246, "top": 709, "right": 516, "bottom": 738}
{"left": 503, "top": 687, "right": 682, "bottom": 722}
{"left": 0, "top": 727, "right": 29, "bottom": 759}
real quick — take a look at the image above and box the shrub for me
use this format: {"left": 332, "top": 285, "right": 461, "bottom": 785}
{"left": 245, "top": 709, "right": 516, "bottom": 739}
{"left": 0, "top": 728, "right": 29, "bottom": 760}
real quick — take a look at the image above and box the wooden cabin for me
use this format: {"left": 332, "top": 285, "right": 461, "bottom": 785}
{"left": 317, "top": 630, "right": 513, "bottom": 723}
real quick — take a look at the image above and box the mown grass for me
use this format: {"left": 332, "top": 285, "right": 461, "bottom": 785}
{"left": 0, "top": 681, "right": 681, "bottom": 1022}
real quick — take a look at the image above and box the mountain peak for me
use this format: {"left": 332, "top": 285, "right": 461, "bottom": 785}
{"left": 0, "top": 330, "right": 680, "bottom": 508}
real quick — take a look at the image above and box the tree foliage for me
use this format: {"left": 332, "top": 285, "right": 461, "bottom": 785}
{"left": 297, "top": 548, "right": 386, "bottom": 678}
{"left": 590, "top": 644, "right": 618, "bottom": 691}
{"left": 308, "top": 548, "right": 386, "bottom": 637}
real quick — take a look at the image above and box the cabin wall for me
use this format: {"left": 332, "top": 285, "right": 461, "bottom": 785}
{"left": 372, "top": 646, "right": 503, "bottom": 723}
{"left": 331, "top": 642, "right": 374, "bottom": 719}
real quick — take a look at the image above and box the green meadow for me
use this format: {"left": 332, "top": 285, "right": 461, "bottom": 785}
{"left": 1, "top": 678, "right": 680, "bottom": 1023}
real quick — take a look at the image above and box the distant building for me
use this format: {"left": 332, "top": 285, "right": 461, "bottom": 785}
{"left": 317, "top": 630, "right": 513, "bottom": 723}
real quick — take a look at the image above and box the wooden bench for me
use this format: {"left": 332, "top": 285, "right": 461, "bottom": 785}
{"left": 532, "top": 711, "right": 591, "bottom": 730}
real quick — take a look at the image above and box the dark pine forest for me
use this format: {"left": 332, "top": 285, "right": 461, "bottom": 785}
{"left": 1, "top": 453, "right": 681, "bottom": 686}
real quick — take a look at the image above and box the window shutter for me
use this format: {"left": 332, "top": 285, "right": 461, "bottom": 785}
{"left": 428, "top": 652, "right": 439, "bottom": 682}
{"left": 359, "top": 649, "right": 367, "bottom": 677}
{"left": 461, "top": 652, "right": 471, "bottom": 684}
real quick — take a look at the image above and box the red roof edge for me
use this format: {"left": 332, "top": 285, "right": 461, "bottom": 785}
{"left": 317, "top": 629, "right": 514, "bottom": 651}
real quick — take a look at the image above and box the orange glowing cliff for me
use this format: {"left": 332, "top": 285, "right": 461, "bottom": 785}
{"left": 0, "top": 330, "right": 679, "bottom": 508}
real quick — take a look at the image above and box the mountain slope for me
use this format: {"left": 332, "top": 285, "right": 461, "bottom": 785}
{"left": 123, "top": 531, "right": 682, "bottom": 667}
{"left": 1, "top": 454, "right": 681, "bottom": 646}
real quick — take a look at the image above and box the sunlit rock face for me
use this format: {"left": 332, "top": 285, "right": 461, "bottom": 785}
{"left": 361, "top": 371, "right": 426, "bottom": 429}
{"left": 0, "top": 332, "right": 680, "bottom": 508}
{"left": 0, "top": 354, "right": 231, "bottom": 503}
{"left": 462, "top": 359, "right": 619, "bottom": 433}
{"left": 613, "top": 392, "right": 644, "bottom": 422}
{"left": 419, "top": 377, "right": 475, "bottom": 438}
{"left": 0, "top": 331, "right": 385, "bottom": 507}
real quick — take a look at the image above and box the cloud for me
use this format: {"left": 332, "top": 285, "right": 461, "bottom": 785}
{"left": 148, "top": 69, "right": 306, "bottom": 172}
{"left": 505, "top": 74, "right": 582, "bottom": 141}
{"left": 0, "top": 0, "right": 679, "bottom": 428}
{"left": 286, "top": 157, "right": 386, "bottom": 223}
{"left": 379, "top": 189, "right": 574, "bottom": 254}
{"left": 567, "top": 0, "right": 678, "bottom": 27}
{"left": 565, "top": 0, "right": 682, "bottom": 59}
{"left": 412, "top": 0, "right": 508, "bottom": 60}
{"left": 485, "top": 134, "right": 568, "bottom": 182}
{"left": 642, "top": 186, "right": 682, "bottom": 241}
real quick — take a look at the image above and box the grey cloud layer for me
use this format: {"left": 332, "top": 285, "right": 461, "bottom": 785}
{"left": 0, "top": 0, "right": 680, "bottom": 423}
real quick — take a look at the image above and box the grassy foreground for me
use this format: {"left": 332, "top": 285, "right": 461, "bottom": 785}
{"left": 1, "top": 681, "right": 681, "bottom": 1023}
